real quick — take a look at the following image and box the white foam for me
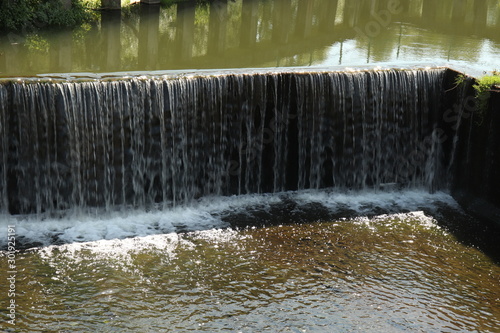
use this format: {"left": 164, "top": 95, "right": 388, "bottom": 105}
{"left": 352, "top": 211, "right": 441, "bottom": 231}
{"left": 36, "top": 228, "right": 245, "bottom": 278}
{"left": 0, "top": 189, "right": 460, "bottom": 249}
{"left": 293, "top": 189, "right": 459, "bottom": 213}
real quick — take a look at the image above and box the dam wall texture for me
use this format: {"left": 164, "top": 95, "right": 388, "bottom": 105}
{"left": 0, "top": 67, "right": 498, "bottom": 227}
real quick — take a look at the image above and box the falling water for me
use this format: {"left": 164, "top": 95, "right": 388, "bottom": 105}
{"left": 0, "top": 84, "right": 8, "bottom": 213}
{"left": 0, "top": 69, "right": 446, "bottom": 215}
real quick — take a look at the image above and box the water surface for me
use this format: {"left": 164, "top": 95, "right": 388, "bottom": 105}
{"left": 1, "top": 0, "right": 499, "bottom": 76}
{"left": 1, "top": 1, "right": 500, "bottom": 331}
{"left": 1, "top": 191, "right": 499, "bottom": 332}
{"left": 2, "top": 190, "right": 500, "bottom": 331}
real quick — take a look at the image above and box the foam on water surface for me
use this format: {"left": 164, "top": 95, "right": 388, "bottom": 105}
{"left": 2, "top": 189, "right": 499, "bottom": 333}
{"left": 0, "top": 189, "right": 459, "bottom": 249}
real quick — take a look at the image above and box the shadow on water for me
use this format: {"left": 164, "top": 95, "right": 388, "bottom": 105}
{"left": 1, "top": 0, "right": 499, "bottom": 76}
{"left": 434, "top": 208, "right": 500, "bottom": 265}
{"left": 220, "top": 193, "right": 500, "bottom": 265}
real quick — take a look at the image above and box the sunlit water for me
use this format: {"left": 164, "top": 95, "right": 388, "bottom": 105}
{"left": 1, "top": 190, "right": 500, "bottom": 332}
{"left": 1, "top": 0, "right": 499, "bottom": 77}
{"left": 1, "top": 0, "right": 500, "bottom": 331}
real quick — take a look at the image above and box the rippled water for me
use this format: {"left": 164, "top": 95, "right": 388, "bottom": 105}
{"left": 1, "top": 0, "right": 499, "bottom": 76}
{"left": 1, "top": 190, "right": 499, "bottom": 332}
{"left": 1, "top": 0, "right": 499, "bottom": 331}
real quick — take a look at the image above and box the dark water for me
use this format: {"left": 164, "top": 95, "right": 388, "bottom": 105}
{"left": 0, "top": 0, "right": 499, "bottom": 76}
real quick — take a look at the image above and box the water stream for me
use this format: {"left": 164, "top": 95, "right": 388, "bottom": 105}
{"left": 1, "top": 191, "right": 500, "bottom": 331}
{"left": 0, "top": 68, "right": 446, "bottom": 216}
{"left": 1, "top": 66, "right": 499, "bottom": 331}
{"left": 1, "top": 0, "right": 499, "bottom": 331}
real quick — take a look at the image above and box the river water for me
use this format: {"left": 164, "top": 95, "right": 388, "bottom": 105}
{"left": 0, "top": 0, "right": 499, "bottom": 76}
{"left": 1, "top": 189, "right": 500, "bottom": 332}
{"left": 1, "top": 0, "right": 500, "bottom": 332}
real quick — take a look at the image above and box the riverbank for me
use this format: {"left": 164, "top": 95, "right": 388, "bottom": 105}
{"left": 0, "top": 0, "right": 97, "bottom": 31}
{"left": 0, "top": 0, "right": 190, "bottom": 32}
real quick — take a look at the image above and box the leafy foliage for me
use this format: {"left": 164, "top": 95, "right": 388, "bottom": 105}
{"left": 0, "top": 0, "right": 201, "bottom": 31}
{"left": 473, "top": 72, "right": 500, "bottom": 115}
{"left": 454, "top": 73, "right": 466, "bottom": 87}
{"left": 0, "top": 0, "right": 96, "bottom": 31}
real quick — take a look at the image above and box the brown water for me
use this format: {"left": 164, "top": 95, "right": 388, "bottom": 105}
{"left": 1, "top": 0, "right": 500, "bottom": 331}
{"left": 1, "top": 0, "right": 499, "bottom": 77}
{"left": 1, "top": 206, "right": 499, "bottom": 332}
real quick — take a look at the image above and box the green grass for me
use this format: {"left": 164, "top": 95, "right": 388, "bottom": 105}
{"left": 473, "top": 72, "right": 500, "bottom": 116}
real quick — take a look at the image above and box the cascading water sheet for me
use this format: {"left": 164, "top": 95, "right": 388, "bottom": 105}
{"left": 0, "top": 84, "right": 8, "bottom": 213}
{"left": 1, "top": 69, "right": 445, "bottom": 215}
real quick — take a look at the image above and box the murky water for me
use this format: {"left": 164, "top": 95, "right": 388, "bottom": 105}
{"left": 1, "top": 190, "right": 500, "bottom": 332}
{"left": 1, "top": 0, "right": 499, "bottom": 77}
{"left": 1, "top": 1, "right": 500, "bottom": 331}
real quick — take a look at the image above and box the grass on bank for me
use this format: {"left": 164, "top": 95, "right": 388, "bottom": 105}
{"left": 450, "top": 71, "right": 499, "bottom": 121}
{"left": 473, "top": 71, "right": 500, "bottom": 115}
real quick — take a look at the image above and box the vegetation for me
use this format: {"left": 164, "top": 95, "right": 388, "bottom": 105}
{"left": 445, "top": 73, "right": 467, "bottom": 92}
{"left": 473, "top": 71, "right": 500, "bottom": 115}
{"left": 0, "top": 0, "right": 208, "bottom": 31}
{"left": 454, "top": 73, "right": 466, "bottom": 87}
{"left": 0, "top": 0, "right": 102, "bottom": 31}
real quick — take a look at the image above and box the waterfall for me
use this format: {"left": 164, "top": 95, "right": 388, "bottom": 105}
{"left": 0, "top": 84, "right": 8, "bottom": 213}
{"left": 0, "top": 69, "right": 446, "bottom": 215}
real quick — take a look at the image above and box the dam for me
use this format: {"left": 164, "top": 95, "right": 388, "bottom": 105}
{"left": 0, "top": 0, "right": 499, "bottom": 331}
{"left": 0, "top": 68, "right": 449, "bottom": 215}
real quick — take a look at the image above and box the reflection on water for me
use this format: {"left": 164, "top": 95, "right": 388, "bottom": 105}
{"left": 0, "top": 0, "right": 499, "bottom": 76}
{"left": 1, "top": 210, "right": 499, "bottom": 331}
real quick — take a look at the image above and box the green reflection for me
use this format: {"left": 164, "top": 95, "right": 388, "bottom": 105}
{"left": 0, "top": 0, "right": 499, "bottom": 76}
